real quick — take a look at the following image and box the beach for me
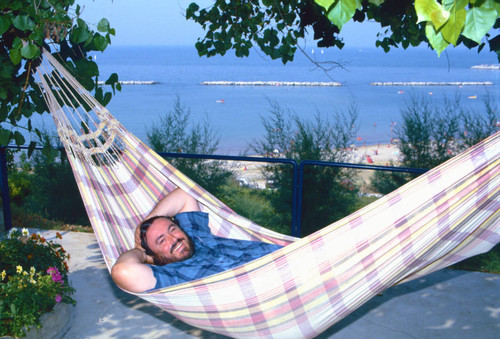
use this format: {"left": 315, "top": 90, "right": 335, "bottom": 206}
{"left": 350, "top": 142, "right": 401, "bottom": 165}
{"left": 233, "top": 143, "right": 401, "bottom": 189}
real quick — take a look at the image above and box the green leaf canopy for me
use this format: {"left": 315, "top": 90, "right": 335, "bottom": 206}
{"left": 186, "top": 0, "right": 499, "bottom": 62}
{"left": 0, "top": 0, "right": 120, "bottom": 148}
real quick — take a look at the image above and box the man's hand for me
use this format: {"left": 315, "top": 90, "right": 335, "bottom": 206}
{"left": 134, "top": 225, "right": 155, "bottom": 265}
{"left": 134, "top": 223, "right": 143, "bottom": 248}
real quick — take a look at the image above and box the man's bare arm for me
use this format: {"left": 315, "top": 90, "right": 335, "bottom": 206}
{"left": 111, "top": 248, "right": 156, "bottom": 292}
{"left": 146, "top": 188, "right": 200, "bottom": 219}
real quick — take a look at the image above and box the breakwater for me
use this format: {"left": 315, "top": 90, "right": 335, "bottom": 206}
{"left": 370, "top": 81, "right": 493, "bottom": 86}
{"left": 471, "top": 64, "right": 500, "bottom": 70}
{"left": 97, "top": 80, "right": 160, "bottom": 85}
{"left": 201, "top": 81, "right": 342, "bottom": 87}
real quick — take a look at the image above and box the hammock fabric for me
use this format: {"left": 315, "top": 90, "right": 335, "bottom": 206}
{"left": 35, "top": 48, "right": 499, "bottom": 338}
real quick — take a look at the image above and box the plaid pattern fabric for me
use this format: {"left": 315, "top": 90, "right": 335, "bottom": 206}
{"left": 36, "top": 49, "right": 500, "bottom": 338}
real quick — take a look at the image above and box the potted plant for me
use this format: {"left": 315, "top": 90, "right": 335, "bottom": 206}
{"left": 0, "top": 228, "right": 76, "bottom": 337}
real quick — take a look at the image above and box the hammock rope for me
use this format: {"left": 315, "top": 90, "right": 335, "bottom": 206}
{"left": 34, "top": 48, "right": 499, "bottom": 338}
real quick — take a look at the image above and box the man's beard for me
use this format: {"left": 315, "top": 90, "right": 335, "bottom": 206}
{"left": 152, "top": 234, "right": 195, "bottom": 266}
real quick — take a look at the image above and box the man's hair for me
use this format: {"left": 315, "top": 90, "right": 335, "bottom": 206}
{"left": 139, "top": 216, "right": 179, "bottom": 263}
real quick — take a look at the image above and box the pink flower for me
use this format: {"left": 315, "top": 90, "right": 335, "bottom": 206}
{"left": 55, "top": 294, "right": 62, "bottom": 303}
{"left": 47, "top": 267, "right": 63, "bottom": 284}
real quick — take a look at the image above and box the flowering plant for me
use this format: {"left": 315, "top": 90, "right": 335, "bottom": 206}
{"left": 0, "top": 228, "right": 76, "bottom": 337}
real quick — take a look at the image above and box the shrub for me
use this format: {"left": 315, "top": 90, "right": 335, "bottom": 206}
{"left": 0, "top": 228, "right": 75, "bottom": 337}
{"left": 8, "top": 171, "right": 33, "bottom": 206}
{"left": 7, "top": 152, "right": 33, "bottom": 206}
{"left": 370, "top": 93, "right": 498, "bottom": 195}
{"left": 220, "top": 181, "right": 288, "bottom": 234}
{"left": 147, "top": 96, "right": 234, "bottom": 196}
{"left": 461, "top": 93, "right": 498, "bottom": 148}
{"left": 5, "top": 130, "right": 90, "bottom": 227}
{"left": 24, "top": 138, "right": 89, "bottom": 225}
{"left": 397, "top": 92, "right": 461, "bottom": 171}
{"left": 397, "top": 92, "right": 498, "bottom": 172}
{"left": 369, "top": 164, "right": 410, "bottom": 195}
{"left": 251, "top": 100, "right": 360, "bottom": 236}
{"left": 451, "top": 243, "right": 500, "bottom": 274}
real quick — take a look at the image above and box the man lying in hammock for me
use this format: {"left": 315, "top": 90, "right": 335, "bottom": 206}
{"left": 111, "top": 188, "right": 282, "bottom": 292}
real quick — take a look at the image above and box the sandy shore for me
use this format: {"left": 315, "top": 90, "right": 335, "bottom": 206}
{"left": 349, "top": 143, "right": 401, "bottom": 166}
{"left": 232, "top": 143, "right": 401, "bottom": 189}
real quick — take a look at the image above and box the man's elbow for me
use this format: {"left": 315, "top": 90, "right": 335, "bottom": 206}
{"left": 111, "top": 263, "right": 129, "bottom": 288}
{"left": 177, "top": 188, "right": 201, "bottom": 213}
{"left": 112, "top": 263, "right": 141, "bottom": 293}
{"left": 111, "top": 262, "right": 155, "bottom": 293}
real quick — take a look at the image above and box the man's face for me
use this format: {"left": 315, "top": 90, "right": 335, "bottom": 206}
{"left": 145, "top": 218, "right": 194, "bottom": 265}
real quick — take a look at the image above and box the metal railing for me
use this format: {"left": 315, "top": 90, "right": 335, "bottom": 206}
{"left": 0, "top": 146, "right": 428, "bottom": 237}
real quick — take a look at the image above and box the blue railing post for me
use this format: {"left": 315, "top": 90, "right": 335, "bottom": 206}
{"left": 0, "top": 146, "right": 12, "bottom": 232}
{"left": 290, "top": 162, "right": 300, "bottom": 238}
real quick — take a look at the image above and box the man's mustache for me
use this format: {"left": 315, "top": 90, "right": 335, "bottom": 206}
{"left": 170, "top": 238, "right": 185, "bottom": 253}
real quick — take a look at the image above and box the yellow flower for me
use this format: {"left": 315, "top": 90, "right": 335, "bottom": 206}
{"left": 30, "top": 267, "right": 36, "bottom": 275}
{"left": 16, "top": 265, "right": 23, "bottom": 274}
{"left": 1, "top": 270, "right": 6, "bottom": 280}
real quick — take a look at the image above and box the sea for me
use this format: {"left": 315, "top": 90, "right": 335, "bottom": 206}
{"left": 38, "top": 45, "right": 500, "bottom": 154}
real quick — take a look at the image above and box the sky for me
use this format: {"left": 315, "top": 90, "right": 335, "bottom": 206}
{"left": 77, "top": 0, "right": 381, "bottom": 48}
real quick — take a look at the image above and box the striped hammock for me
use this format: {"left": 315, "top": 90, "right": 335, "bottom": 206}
{"left": 35, "top": 48, "right": 499, "bottom": 338}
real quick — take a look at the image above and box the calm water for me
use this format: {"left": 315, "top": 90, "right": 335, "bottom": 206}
{"left": 38, "top": 45, "right": 500, "bottom": 154}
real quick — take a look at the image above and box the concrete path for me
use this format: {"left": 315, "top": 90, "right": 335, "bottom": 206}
{"left": 38, "top": 229, "right": 500, "bottom": 339}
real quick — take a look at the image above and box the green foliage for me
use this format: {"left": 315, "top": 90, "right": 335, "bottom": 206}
{"left": 370, "top": 166, "right": 410, "bottom": 195}
{"left": 0, "top": 228, "right": 75, "bottom": 337}
{"left": 317, "top": 0, "right": 499, "bottom": 58}
{"left": 187, "top": 1, "right": 499, "bottom": 63}
{"left": 0, "top": 0, "right": 119, "bottom": 149}
{"left": 251, "top": 100, "right": 360, "bottom": 236}
{"left": 7, "top": 152, "right": 32, "bottom": 205}
{"left": 186, "top": 0, "right": 342, "bottom": 64}
{"left": 220, "top": 182, "right": 289, "bottom": 235}
{"left": 397, "top": 92, "right": 462, "bottom": 170}
{"left": 7, "top": 132, "right": 89, "bottom": 226}
{"left": 28, "top": 158, "right": 88, "bottom": 224}
{"left": 24, "top": 138, "right": 88, "bottom": 225}
{"left": 452, "top": 243, "right": 500, "bottom": 274}
{"left": 461, "top": 93, "right": 498, "bottom": 147}
{"left": 318, "top": 0, "right": 362, "bottom": 30}
{"left": 397, "top": 92, "right": 498, "bottom": 171}
{"left": 11, "top": 206, "right": 92, "bottom": 232}
{"left": 147, "top": 96, "right": 234, "bottom": 196}
{"left": 370, "top": 92, "right": 498, "bottom": 194}
{"left": 8, "top": 169, "right": 32, "bottom": 205}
